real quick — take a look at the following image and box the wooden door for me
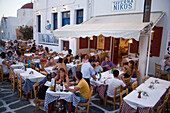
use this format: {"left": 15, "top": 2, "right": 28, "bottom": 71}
{"left": 63, "top": 41, "right": 69, "bottom": 50}
{"left": 111, "top": 38, "right": 120, "bottom": 65}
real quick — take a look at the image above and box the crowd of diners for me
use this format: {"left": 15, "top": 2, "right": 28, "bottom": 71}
{"left": 0, "top": 39, "right": 170, "bottom": 112}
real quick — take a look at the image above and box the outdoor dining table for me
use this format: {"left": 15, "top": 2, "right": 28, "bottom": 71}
{"left": 66, "top": 61, "right": 83, "bottom": 77}
{"left": 44, "top": 84, "right": 80, "bottom": 113}
{"left": 119, "top": 77, "right": 170, "bottom": 113}
{"left": 90, "top": 69, "right": 124, "bottom": 104}
{"left": 44, "top": 66, "right": 58, "bottom": 74}
{"left": 10, "top": 63, "right": 24, "bottom": 79}
{"left": 121, "top": 57, "right": 139, "bottom": 66}
{"left": 14, "top": 68, "right": 47, "bottom": 101}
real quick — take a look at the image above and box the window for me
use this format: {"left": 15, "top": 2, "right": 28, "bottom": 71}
{"left": 76, "top": 9, "right": 83, "bottom": 24}
{"left": 62, "top": 11, "right": 70, "bottom": 26}
{"left": 53, "top": 13, "right": 57, "bottom": 30}
{"left": 37, "top": 15, "right": 41, "bottom": 32}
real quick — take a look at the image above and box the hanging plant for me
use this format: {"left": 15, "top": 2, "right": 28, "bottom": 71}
{"left": 19, "top": 25, "right": 33, "bottom": 40}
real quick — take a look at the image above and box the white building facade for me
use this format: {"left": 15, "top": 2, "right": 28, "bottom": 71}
{"left": 0, "top": 2, "right": 33, "bottom": 41}
{"left": 33, "top": 0, "right": 170, "bottom": 77}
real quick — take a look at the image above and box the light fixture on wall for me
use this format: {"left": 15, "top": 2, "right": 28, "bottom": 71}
{"left": 1, "top": 29, "right": 4, "bottom": 34}
{"left": 52, "top": 7, "right": 57, "bottom": 12}
{"left": 90, "top": 36, "right": 93, "bottom": 40}
{"left": 151, "top": 30, "right": 154, "bottom": 33}
{"left": 36, "top": 11, "right": 40, "bottom": 15}
{"left": 63, "top": 5, "right": 68, "bottom": 10}
{"left": 128, "top": 39, "right": 133, "bottom": 43}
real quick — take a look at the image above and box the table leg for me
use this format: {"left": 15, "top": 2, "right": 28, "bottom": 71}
{"left": 100, "top": 97, "right": 103, "bottom": 105}
{"left": 48, "top": 102, "right": 54, "bottom": 113}
{"left": 26, "top": 93, "right": 29, "bottom": 101}
{"left": 68, "top": 102, "right": 71, "bottom": 113}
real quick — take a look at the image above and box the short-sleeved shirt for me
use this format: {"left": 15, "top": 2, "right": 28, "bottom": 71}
{"left": 94, "top": 65, "right": 103, "bottom": 74}
{"left": 106, "top": 78, "right": 126, "bottom": 97}
{"left": 81, "top": 62, "right": 95, "bottom": 79}
{"left": 77, "top": 78, "right": 90, "bottom": 100}
{"left": 101, "top": 61, "right": 115, "bottom": 71}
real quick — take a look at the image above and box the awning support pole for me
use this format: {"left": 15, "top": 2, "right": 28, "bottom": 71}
{"left": 145, "top": 28, "right": 152, "bottom": 76}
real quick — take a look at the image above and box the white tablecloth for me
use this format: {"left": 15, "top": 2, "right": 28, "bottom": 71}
{"left": 125, "top": 57, "right": 139, "bottom": 62}
{"left": 90, "top": 69, "right": 124, "bottom": 86}
{"left": 123, "top": 77, "right": 170, "bottom": 109}
{"left": 32, "top": 59, "right": 40, "bottom": 63}
{"left": 19, "top": 68, "right": 46, "bottom": 82}
{"left": 44, "top": 66, "right": 58, "bottom": 74}
{"left": 10, "top": 63, "right": 24, "bottom": 69}
{"left": 24, "top": 53, "right": 33, "bottom": 57}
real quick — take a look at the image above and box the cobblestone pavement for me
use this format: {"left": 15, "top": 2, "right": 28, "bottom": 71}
{"left": 0, "top": 80, "right": 119, "bottom": 113}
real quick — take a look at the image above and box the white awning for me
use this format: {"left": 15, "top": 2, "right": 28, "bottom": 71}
{"left": 53, "top": 12, "right": 163, "bottom": 41}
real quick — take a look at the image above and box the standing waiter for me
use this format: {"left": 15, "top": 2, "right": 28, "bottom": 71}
{"left": 81, "top": 57, "right": 97, "bottom": 86}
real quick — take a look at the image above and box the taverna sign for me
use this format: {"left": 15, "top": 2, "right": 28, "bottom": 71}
{"left": 112, "top": 0, "right": 136, "bottom": 11}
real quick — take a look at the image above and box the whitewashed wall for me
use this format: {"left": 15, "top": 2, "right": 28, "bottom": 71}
{"left": 33, "top": 0, "right": 170, "bottom": 75}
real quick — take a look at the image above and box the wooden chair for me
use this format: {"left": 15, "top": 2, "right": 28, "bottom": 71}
{"left": 122, "top": 55, "right": 131, "bottom": 59}
{"left": 142, "top": 76, "right": 150, "bottom": 83}
{"left": 40, "top": 61, "right": 47, "bottom": 71}
{"left": 104, "top": 85, "right": 122, "bottom": 110}
{"left": 0, "top": 65, "right": 3, "bottom": 82}
{"left": 131, "top": 81, "right": 138, "bottom": 90}
{"left": 76, "top": 64, "right": 82, "bottom": 71}
{"left": 155, "top": 63, "right": 161, "bottom": 78}
{"left": 120, "top": 88, "right": 128, "bottom": 103}
{"left": 89, "top": 50, "right": 97, "bottom": 53}
{"left": 30, "top": 61, "right": 36, "bottom": 69}
{"left": 156, "top": 93, "right": 169, "bottom": 113}
{"left": 124, "top": 75, "right": 133, "bottom": 88}
{"left": 10, "top": 69, "right": 17, "bottom": 93}
{"left": 0, "top": 65, "right": 9, "bottom": 82}
{"left": 40, "top": 71, "right": 48, "bottom": 77}
{"left": 35, "top": 67, "right": 40, "bottom": 72}
{"left": 16, "top": 74, "right": 24, "bottom": 100}
{"left": 33, "top": 82, "right": 45, "bottom": 113}
{"left": 75, "top": 86, "right": 93, "bottom": 113}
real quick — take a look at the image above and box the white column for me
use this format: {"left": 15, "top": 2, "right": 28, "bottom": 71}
{"left": 69, "top": 38, "right": 77, "bottom": 56}
{"left": 58, "top": 11, "right": 62, "bottom": 28}
{"left": 70, "top": 9, "right": 75, "bottom": 25}
{"left": 84, "top": 0, "right": 89, "bottom": 21}
{"left": 138, "top": 33, "right": 149, "bottom": 84}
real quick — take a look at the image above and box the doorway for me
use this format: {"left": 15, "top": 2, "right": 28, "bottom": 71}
{"left": 63, "top": 41, "right": 69, "bottom": 50}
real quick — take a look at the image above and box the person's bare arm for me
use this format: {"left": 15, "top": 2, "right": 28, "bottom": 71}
{"left": 65, "top": 85, "right": 79, "bottom": 93}
{"left": 2, "top": 60, "right": 11, "bottom": 67}
{"left": 165, "top": 60, "right": 170, "bottom": 66}
{"left": 92, "top": 75, "right": 97, "bottom": 80}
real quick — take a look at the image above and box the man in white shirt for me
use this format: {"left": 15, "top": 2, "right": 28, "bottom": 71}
{"left": 81, "top": 57, "right": 97, "bottom": 86}
{"left": 61, "top": 46, "right": 68, "bottom": 55}
{"left": 104, "top": 70, "right": 126, "bottom": 97}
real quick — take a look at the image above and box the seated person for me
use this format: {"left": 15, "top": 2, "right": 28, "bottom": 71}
{"left": 84, "top": 54, "right": 90, "bottom": 63}
{"left": 101, "top": 56, "right": 116, "bottom": 71}
{"left": 104, "top": 70, "right": 126, "bottom": 97}
{"left": 45, "top": 47, "right": 49, "bottom": 55}
{"left": 40, "top": 45, "right": 44, "bottom": 52}
{"left": 121, "top": 65, "right": 131, "bottom": 78}
{"left": 75, "top": 52, "right": 83, "bottom": 62}
{"left": 65, "top": 71, "right": 90, "bottom": 112}
{"left": 61, "top": 46, "right": 68, "bottom": 55}
{"left": 34, "top": 50, "right": 41, "bottom": 59}
{"left": 6, "top": 51, "right": 14, "bottom": 62}
{"left": 16, "top": 51, "right": 25, "bottom": 63}
{"left": 44, "top": 57, "right": 57, "bottom": 68}
{"left": 54, "top": 58, "right": 67, "bottom": 72}
{"left": 64, "top": 55, "right": 72, "bottom": 65}
{"left": 54, "top": 68, "right": 69, "bottom": 112}
{"left": 128, "top": 60, "right": 137, "bottom": 82}
{"left": 160, "top": 54, "right": 170, "bottom": 75}
{"left": 94, "top": 60, "right": 103, "bottom": 74}
{"left": 68, "top": 49, "right": 73, "bottom": 57}
{"left": 30, "top": 44, "right": 36, "bottom": 53}
{"left": 0, "top": 52, "right": 11, "bottom": 74}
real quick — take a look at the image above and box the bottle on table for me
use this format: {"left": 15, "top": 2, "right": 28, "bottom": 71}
{"left": 50, "top": 77, "right": 55, "bottom": 91}
{"left": 60, "top": 80, "right": 63, "bottom": 92}
{"left": 111, "top": 68, "right": 114, "bottom": 74}
{"left": 98, "top": 72, "right": 102, "bottom": 81}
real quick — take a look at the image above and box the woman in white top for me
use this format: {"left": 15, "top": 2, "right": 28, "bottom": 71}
{"left": 160, "top": 54, "right": 170, "bottom": 75}
{"left": 0, "top": 52, "right": 11, "bottom": 74}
